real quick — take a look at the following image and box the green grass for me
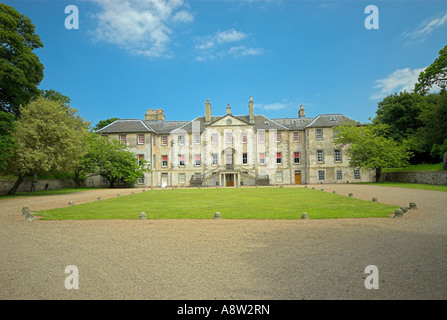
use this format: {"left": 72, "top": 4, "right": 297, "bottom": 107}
{"left": 37, "top": 187, "right": 399, "bottom": 220}
{"left": 0, "top": 187, "right": 107, "bottom": 200}
{"left": 359, "top": 182, "right": 447, "bottom": 192}
{"left": 383, "top": 163, "right": 444, "bottom": 172}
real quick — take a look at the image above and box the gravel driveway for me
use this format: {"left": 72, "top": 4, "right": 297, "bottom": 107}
{"left": 1, "top": 184, "right": 446, "bottom": 300}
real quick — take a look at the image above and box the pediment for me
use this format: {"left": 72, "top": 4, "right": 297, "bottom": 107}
{"left": 209, "top": 115, "right": 250, "bottom": 127}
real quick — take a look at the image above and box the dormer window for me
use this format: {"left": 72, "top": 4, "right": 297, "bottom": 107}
{"left": 264, "top": 121, "right": 269, "bottom": 125}
{"left": 330, "top": 116, "right": 337, "bottom": 121}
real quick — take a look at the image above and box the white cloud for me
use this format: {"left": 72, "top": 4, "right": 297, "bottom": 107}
{"left": 256, "top": 102, "right": 289, "bottom": 110}
{"left": 195, "top": 28, "right": 262, "bottom": 61}
{"left": 91, "top": 0, "right": 194, "bottom": 58}
{"left": 370, "top": 67, "right": 426, "bottom": 100}
{"left": 402, "top": 12, "right": 447, "bottom": 42}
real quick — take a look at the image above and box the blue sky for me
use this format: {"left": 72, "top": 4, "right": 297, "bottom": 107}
{"left": 4, "top": 0, "right": 447, "bottom": 126}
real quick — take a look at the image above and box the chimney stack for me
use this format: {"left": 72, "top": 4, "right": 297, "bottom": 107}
{"left": 205, "top": 98, "right": 211, "bottom": 123}
{"left": 145, "top": 109, "right": 165, "bottom": 121}
{"left": 226, "top": 103, "right": 231, "bottom": 115}
{"left": 298, "top": 105, "right": 305, "bottom": 118}
{"left": 249, "top": 96, "right": 254, "bottom": 123}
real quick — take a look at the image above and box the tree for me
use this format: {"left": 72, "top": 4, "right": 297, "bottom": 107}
{"left": 7, "top": 97, "right": 88, "bottom": 194}
{"left": 0, "top": 3, "right": 44, "bottom": 116}
{"left": 415, "top": 45, "right": 447, "bottom": 95}
{"left": 92, "top": 117, "right": 120, "bottom": 132}
{"left": 373, "top": 91, "right": 427, "bottom": 141}
{"left": 416, "top": 90, "right": 447, "bottom": 161}
{"left": 40, "top": 89, "right": 71, "bottom": 108}
{"left": 0, "top": 110, "right": 17, "bottom": 171}
{"left": 334, "top": 121, "right": 412, "bottom": 182}
{"left": 80, "top": 133, "right": 150, "bottom": 188}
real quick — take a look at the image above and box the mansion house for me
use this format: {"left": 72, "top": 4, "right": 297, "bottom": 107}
{"left": 92, "top": 97, "right": 374, "bottom": 188}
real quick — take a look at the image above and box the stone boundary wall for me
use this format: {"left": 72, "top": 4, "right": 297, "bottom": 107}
{"left": 380, "top": 171, "right": 447, "bottom": 186}
{"left": 0, "top": 179, "right": 77, "bottom": 194}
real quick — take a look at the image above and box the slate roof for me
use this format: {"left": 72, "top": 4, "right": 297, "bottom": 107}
{"left": 96, "top": 113, "right": 355, "bottom": 134}
{"left": 305, "top": 114, "right": 355, "bottom": 128}
{"left": 96, "top": 119, "right": 154, "bottom": 134}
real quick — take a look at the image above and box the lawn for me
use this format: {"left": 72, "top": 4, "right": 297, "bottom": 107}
{"left": 37, "top": 187, "right": 399, "bottom": 220}
{"left": 383, "top": 163, "right": 444, "bottom": 172}
{"left": 0, "top": 187, "right": 108, "bottom": 199}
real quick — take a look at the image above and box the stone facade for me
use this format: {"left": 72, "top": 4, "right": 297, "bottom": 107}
{"left": 92, "top": 97, "right": 374, "bottom": 187}
{"left": 380, "top": 171, "right": 447, "bottom": 186}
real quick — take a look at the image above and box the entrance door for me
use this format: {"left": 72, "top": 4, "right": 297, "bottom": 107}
{"left": 295, "top": 173, "right": 301, "bottom": 184}
{"left": 226, "top": 174, "right": 234, "bottom": 187}
{"left": 161, "top": 173, "right": 168, "bottom": 188}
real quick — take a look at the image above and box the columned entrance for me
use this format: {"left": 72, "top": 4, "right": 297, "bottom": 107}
{"left": 219, "top": 173, "right": 239, "bottom": 187}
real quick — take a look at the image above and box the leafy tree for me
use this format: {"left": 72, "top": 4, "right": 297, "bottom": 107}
{"left": 334, "top": 121, "right": 412, "bottom": 182}
{"left": 0, "top": 3, "right": 44, "bottom": 116}
{"left": 373, "top": 91, "right": 427, "bottom": 141}
{"left": 7, "top": 97, "right": 88, "bottom": 194}
{"left": 416, "top": 90, "right": 447, "bottom": 161}
{"left": 40, "top": 89, "right": 71, "bottom": 108}
{"left": 415, "top": 45, "right": 447, "bottom": 95}
{"left": 80, "top": 133, "right": 150, "bottom": 188}
{"left": 0, "top": 110, "right": 17, "bottom": 171}
{"left": 92, "top": 117, "right": 120, "bottom": 132}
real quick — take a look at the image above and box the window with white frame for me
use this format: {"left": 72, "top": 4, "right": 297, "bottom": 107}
{"left": 318, "top": 170, "right": 325, "bottom": 181}
{"left": 138, "top": 154, "right": 144, "bottom": 166}
{"left": 226, "top": 132, "right": 232, "bottom": 144}
{"left": 317, "top": 150, "right": 324, "bottom": 163}
{"left": 354, "top": 169, "right": 361, "bottom": 179}
{"left": 119, "top": 134, "right": 127, "bottom": 144}
{"left": 258, "top": 130, "right": 265, "bottom": 144}
{"left": 179, "top": 154, "right": 185, "bottom": 167}
{"left": 334, "top": 149, "right": 342, "bottom": 162}
{"left": 195, "top": 154, "right": 201, "bottom": 166}
{"left": 316, "top": 129, "right": 323, "bottom": 140}
{"left": 161, "top": 135, "right": 168, "bottom": 146}
{"left": 242, "top": 153, "right": 248, "bottom": 165}
{"left": 211, "top": 133, "right": 218, "bottom": 145}
{"left": 259, "top": 153, "right": 265, "bottom": 165}
{"left": 137, "top": 176, "right": 144, "bottom": 184}
{"left": 293, "top": 132, "right": 300, "bottom": 143}
{"left": 276, "top": 132, "right": 281, "bottom": 143}
{"left": 336, "top": 170, "right": 343, "bottom": 180}
{"left": 194, "top": 134, "right": 200, "bottom": 145}
{"left": 294, "top": 152, "right": 300, "bottom": 164}
{"left": 212, "top": 153, "right": 218, "bottom": 166}
{"left": 275, "top": 171, "right": 283, "bottom": 182}
{"left": 241, "top": 132, "right": 247, "bottom": 143}
{"left": 137, "top": 134, "right": 144, "bottom": 145}
{"left": 178, "top": 135, "right": 185, "bottom": 145}
{"left": 162, "top": 155, "right": 168, "bottom": 167}
{"left": 179, "top": 173, "right": 186, "bottom": 184}
{"left": 276, "top": 152, "right": 282, "bottom": 164}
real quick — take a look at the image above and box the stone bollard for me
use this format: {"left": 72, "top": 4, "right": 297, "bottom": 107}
{"left": 320, "top": 189, "right": 324, "bottom": 191}
{"left": 409, "top": 202, "right": 417, "bottom": 209}
{"left": 304, "top": 185, "right": 308, "bottom": 188}
{"left": 97, "top": 197, "right": 101, "bottom": 201}
{"left": 348, "top": 193, "right": 353, "bottom": 197}
{"left": 131, "top": 191, "right": 135, "bottom": 194}
{"left": 214, "top": 212, "right": 221, "bottom": 220}
{"left": 394, "top": 209, "right": 404, "bottom": 218}
{"left": 117, "top": 193, "right": 120, "bottom": 197}
{"left": 372, "top": 197, "right": 378, "bottom": 202}
{"left": 332, "top": 191, "right": 336, "bottom": 194}
{"left": 22, "top": 207, "right": 31, "bottom": 216}
{"left": 24, "top": 212, "right": 34, "bottom": 221}
{"left": 142, "top": 189, "right": 145, "bottom": 192}
{"left": 68, "top": 201, "right": 74, "bottom": 206}
{"left": 400, "top": 206, "right": 408, "bottom": 213}
{"left": 139, "top": 212, "right": 147, "bottom": 220}
{"left": 312, "top": 187, "right": 315, "bottom": 190}
{"left": 301, "top": 212, "right": 309, "bottom": 219}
